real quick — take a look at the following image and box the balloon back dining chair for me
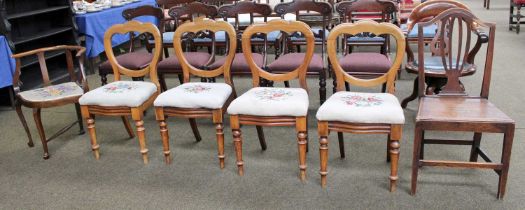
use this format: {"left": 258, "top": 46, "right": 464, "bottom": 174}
{"left": 228, "top": 19, "right": 315, "bottom": 181}
{"left": 79, "top": 20, "right": 162, "bottom": 164}
{"left": 317, "top": 19, "right": 406, "bottom": 192}
{"left": 154, "top": 19, "right": 237, "bottom": 168}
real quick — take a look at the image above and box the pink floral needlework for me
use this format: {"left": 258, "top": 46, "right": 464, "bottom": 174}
{"left": 254, "top": 88, "right": 293, "bottom": 101}
{"left": 341, "top": 94, "right": 383, "bottom": 107}
{"left": 103, "top": 82, "right": 138, "bottom": 93}
{"left": 184, "top": 84, "right": 212, "bottom": 93}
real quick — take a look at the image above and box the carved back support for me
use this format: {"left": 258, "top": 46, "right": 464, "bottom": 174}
{"left": 173, "top": 19, "right": 236, "bottom": 84}
{"left": 11, "top": 45, "right": 87, "bottom": 92}
{"left": 168, "top": 2, "right": 218, "bottom": 25}
{"left": 407, "top": 0, "right": 470, "bottom": 31}
{"left": 336, "top": 0, "right": 397, "bottom": 23}
{"left": 218, "top": 1, "right": 272, "bottom": 29}
{"left": 327, "top": 20, "right": 405, "bottom": 93}
{"left": 156, "top": 0, "right": 195, "bottom": 9}
{"left": 242, "top": 20, "right": 314, "bottom": 89}
{"left": 103, "top": 21, "right": 162, "bottom": 90}
{"left": 417, "top": 8, "right": 495, "bottom": 97}
{"left": 122, "top": 5, "right": 165, "bottom": 53}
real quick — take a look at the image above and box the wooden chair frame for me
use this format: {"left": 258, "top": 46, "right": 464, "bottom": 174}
{"left": 13, "top": 45, "right": 88, "bottom": 159}
{"left": 319, "top": 20, "right": 405, "bottom": 191}
{"left": 336, "top": 0, "right": 398, "bottom": 54}
{"left": 400, "top": 0, "right": 484, "bottom": 108}
{"left": 217, "top": 1, "right": 273, "bottom": 76}
{"left": 81, "top": 21, "right": 162, "bottom": 164}
{"left": 411, "top": 8, "right": 514, "bottom": 199}
{"left": 231, "top": 19, "right": 315, "bottom": 181}
{"left": 273, "top": 0, "right": 332, "bottom": 104}
{"left": 155, "top": 19, "right": 237, "bottom": 168}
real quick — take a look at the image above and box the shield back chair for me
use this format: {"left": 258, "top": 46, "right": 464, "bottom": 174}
{"left": 399, "top": 0, "right": 480, "bottom": 108}
{"left": 98, "top": 6, "right": 161, "bottom": 85}
{"left": 411, "top": 8, "right": 514, "bottom": 199}
{"left": 335, "top": 0, "right": 397, "bottom": 93}
{"left": 154, "top": 19, "right": 237, "bottom": 168}
{"left": 509, "top": 0, "right": 525, "bottom": 33}
{"left": 270, "top": 0, "right": 331, "bottom": 104}
{"left": 157, "top": 2, "right": 217, "bottom": 90}
{"left": 336, "top": 0, "right": 397, "bottom": 54}
{"left": 228, "top": 19, "right": 314, "bottom": 181}
{"left": 211, "top": 1, "right": 274, "bottom": 78}
{"left": 13, "top": 45, "right": 88, "bottom": 159}
{"left": 317, "top": 20, "right": 405, "bottom": 192}
{"left": 79, "top": 21, "right": 162, "bottom": 164}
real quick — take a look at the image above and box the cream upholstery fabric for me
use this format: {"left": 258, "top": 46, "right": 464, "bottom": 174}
{"left": 18, "top": 82, "right": 83, "bottom": 102}
{"left": 227, "top": 87, "right": 309, "bottom": 117}
{"left": 154, "top": 82, "right": 232, "bottom": 109}
{"left": 79, "top": 81, "right": 157, "bottom": 107}
{"left": 316, "top": 92, "right": 405, "bottom": 124}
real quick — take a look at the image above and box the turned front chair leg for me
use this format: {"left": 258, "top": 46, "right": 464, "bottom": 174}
{"left": 134, "top": 119, "right": 149, "bottom": 164}
{"left": 389, "top": 125, "right": 402, "bottom": 192}
{"left": 15, "top": 102, "right": 34, "bottom": 147}
{"left": 33, "top": 108, "right": 49, "bottom": 159}
{"left": 158, "top": 120, "right": 171, "bottom": 164}
{"left": 231, "top": 115, "right": 244, "bottom": 176}
{"left": 296, "top": 117, "right": 308, "bottom": 181}
{"left": 215, "top": 122, "right": 225, "bottom": 169}
{"left": 86, "top": 117, "right": 100, "bottom": 160}
{"left": 318, "top": 121, "right": 329, "bottom": 187}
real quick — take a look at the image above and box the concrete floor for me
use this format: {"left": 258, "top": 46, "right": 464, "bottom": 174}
{"left": 1, "top": 0, "right": 525, "bottom": 209}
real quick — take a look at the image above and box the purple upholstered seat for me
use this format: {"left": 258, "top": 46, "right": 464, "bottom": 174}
{"left": 157, "top": 52, "right": 211, "bottom": 73}
{"left": 339, "top": 53, "right": 391, "bottom": 73}
{"left": 98, "top": 52, "right": 153, "bottom": 74}
{"left": 267, "top": 53, "right": 324, "bottom": 73}
{"left": 209, "top": 53, "right": 264, "bottom": 73}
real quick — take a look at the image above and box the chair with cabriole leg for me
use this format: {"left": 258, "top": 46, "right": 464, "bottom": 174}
{"left": 79, "top": 21, "right": 162, "bottom": 164}
{"left": 228, "top": 19, "right": 315, "bottom": 181}
{"left": 317, "top": 20, "right": 406, "bottom": 192}
{"left": 154, "top": 19, "right": 237, "bottom": 167}
{"left": 411, "top": 8, "right": 514, "bottom": 200}
{"left": 12, "top": 45, "right": 88, "bottom": 159}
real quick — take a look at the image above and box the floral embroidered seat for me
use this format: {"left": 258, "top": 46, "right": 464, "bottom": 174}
{"left": 227, "top": 87, "right": 309, "bottom": 117}
{"left": 316, "top": 92, "right": 405, "bottom": 124}
{"left": 154, "top": 82, "right": 232, "bottom": 109}
{"left": 79, "top": 81, "right": 157, "bottom": 107}
{"left": 18, "top": 82, "right": 84, "bottom": 104}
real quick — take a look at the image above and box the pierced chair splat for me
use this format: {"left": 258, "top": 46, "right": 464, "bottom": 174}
{"left": 79, "top": 21, "right": 163, "bottom": 164}
{"left": 411, "top": 8, "right": 515, "bottom": 200}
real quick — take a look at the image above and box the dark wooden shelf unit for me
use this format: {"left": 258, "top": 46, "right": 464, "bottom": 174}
{"left": 0, "top": 0, "right": 79, "bottom": 92}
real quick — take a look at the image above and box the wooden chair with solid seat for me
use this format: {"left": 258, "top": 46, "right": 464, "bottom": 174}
{"left": 154, "top": 19, "right": 237, "bottom": 168}
{"left": 399, "top": 0, "right": 480, "bottom": 108}
{"left": 410, "top": 8, "right": 515, "bottom": 200}
{"left": 228, "top": 19, "right": 315, "bottom": 181}
{"left": 317, "top": 20, "right": 406, "bottom": 192}
{"left": 79, "top": 21, "right": 162, "bottom": 164}
{"left": 13, "top": 45, "right": 88, "bottom": 159}
{"left": 270, "top": 0, "right": 331, "bottom": 104}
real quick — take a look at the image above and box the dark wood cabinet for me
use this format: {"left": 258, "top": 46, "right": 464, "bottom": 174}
{"left": 0, "top": 0, "right": 79, "bottom": 91}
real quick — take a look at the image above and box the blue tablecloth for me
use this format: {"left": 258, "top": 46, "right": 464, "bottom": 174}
{"left": 0, "top": 36, "right": 15, "bottom": 88}
{"left": 75, "top": 0, "right": 158, "bottom": 58}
